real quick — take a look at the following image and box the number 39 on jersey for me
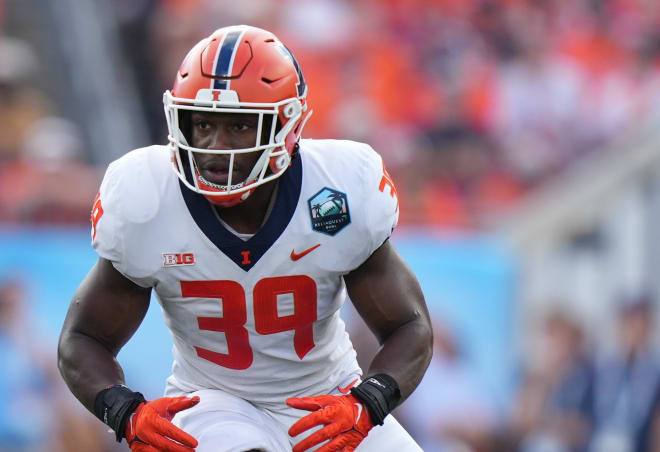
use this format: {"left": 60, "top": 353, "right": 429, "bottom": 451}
{"left": 182, "top": 275, "right": 317, "bottom": 370}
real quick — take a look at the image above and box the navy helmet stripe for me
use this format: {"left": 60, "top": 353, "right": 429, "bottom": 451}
{"left": 213, "top": 30, "right": 242, "bottom": 90}
{"left": 282, "top": 44, "right": 307, "bottom": 97}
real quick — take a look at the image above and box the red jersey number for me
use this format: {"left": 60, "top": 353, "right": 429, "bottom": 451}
{"left": 378, "top": 161, "right": 399, "bottom": 211}
{"left": 180, "top": 275, "right": 318, "bottom": 370}
{"left": 91, "top": 192, "right": 104, "bottom": 240}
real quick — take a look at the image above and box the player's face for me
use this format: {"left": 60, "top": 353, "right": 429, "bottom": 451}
{"left": 191, "top": 111, "right": 261, "bottom": 186}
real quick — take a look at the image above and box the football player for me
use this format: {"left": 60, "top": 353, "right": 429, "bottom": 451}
{"left": 58, "top": 25, "right": 433, "bottom": 452}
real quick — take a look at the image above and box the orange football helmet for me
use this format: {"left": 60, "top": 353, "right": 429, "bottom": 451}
{"left": 163, "top": 25, "right": 311, "bottom": 206}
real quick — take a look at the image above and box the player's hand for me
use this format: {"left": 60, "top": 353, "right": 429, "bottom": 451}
{"left": 124, "top": 396, "right": 200, "bottom": 452}
{"left": 286, "top": 394, "right": 374, "bottom": 452}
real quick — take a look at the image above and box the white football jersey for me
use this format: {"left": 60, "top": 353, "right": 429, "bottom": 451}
{"left": 92, "top": 139, "right": 399, "bottom": 404}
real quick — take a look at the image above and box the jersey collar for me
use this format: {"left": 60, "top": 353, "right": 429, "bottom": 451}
{"left": 179, "top": 154, "right": 303, "bottom": 271}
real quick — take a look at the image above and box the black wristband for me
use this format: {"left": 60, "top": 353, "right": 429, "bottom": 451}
{"left": 93, "top": 385, "right": 145, "bottom": 442}
{"left": 350, "top": 374, "right": 401, "bottom": 426}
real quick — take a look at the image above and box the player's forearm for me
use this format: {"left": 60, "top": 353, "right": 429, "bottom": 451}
{"left": 57, "top": 329, "right": 127, "bottom": 414}
{"left": 365, "top": 314, "right": 433, "bottom": 402}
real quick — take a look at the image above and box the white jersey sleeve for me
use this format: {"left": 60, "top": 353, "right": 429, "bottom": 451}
{"left": 91, "top": 146, "right": 170, "bottom": 288}
{"left": 349, "top": 142, "right": 400, "bottom": 265}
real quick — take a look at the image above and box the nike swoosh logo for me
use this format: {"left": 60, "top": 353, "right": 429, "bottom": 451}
{"left": 354, "top": 402, "right": 363, "bottom": 422}
{"left": 290, "top": 243, "right": 321, "bottom": 261}
{"left": 337, "top": 378, "right": 358, "bottom": 394}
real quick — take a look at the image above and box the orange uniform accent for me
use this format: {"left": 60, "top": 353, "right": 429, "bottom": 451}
{"left": 290, "top": 243, "right": 321, "bottom": 261}
{"left": 337, "top": 379, "right": 359, "bottom": 394}
{"left": 378, "top": 162, "right": 399, "bottom": 211}
{"left": 90, "top": 192, "right": 104, "bottom": 240}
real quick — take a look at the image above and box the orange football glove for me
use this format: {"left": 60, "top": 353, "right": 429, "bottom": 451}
{"left": 286, "top": 394, "right": 374, "bottom": 452}
{"left": 124, "top": 396, "right": 200, "bottom": 452}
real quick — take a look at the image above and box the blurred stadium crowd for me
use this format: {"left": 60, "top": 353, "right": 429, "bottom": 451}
{"left": 2, "top": 0, "right": 660, "bottom": 451}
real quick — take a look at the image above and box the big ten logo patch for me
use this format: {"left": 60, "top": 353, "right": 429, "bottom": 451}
{"left": 307, "top": 187, "right": 350, "bottom": 236}
{"left": 163, "top": 253, "right": 196, "bottom": 267}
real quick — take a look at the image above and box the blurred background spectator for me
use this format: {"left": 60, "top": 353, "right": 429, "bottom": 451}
{"left": 512, "top": 308, "right": 593, "bottom": 452}
{"left": 589, "top": 295, "right": 660, "bottom": 452}
{"left": 3, "top": 0, "right": 660, "bottom": 450}
{"left": 4, "top": 0, "right": 660, "bottom": 227}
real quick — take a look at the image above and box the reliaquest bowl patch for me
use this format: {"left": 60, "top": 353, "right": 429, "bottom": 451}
{"left": 308, "top": 187, "right": 351, "bottom": 235}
